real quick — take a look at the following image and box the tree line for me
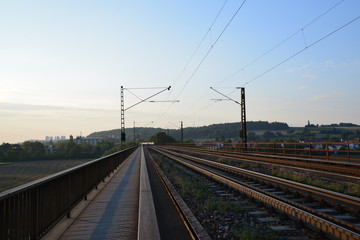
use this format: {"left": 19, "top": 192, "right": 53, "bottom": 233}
{"left": 88, "top": 121, "right": 290, "bottom": 142}
{"left": 0, "top": 136, "right": 116, "bottom": 162}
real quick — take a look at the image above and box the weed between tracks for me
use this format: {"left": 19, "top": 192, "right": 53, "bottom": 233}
{"left": 152, "top": 152, "right": 277, "bottom": 240}
{"left": 214, "top": 155, "right": 360, "bottom": 198}
{"left": 271, "top": 166, "right": 360, "bottom": 197}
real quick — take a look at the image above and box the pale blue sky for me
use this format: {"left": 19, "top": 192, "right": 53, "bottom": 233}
{"left": 1, "top": 0, "right": 359, "bottom": 143}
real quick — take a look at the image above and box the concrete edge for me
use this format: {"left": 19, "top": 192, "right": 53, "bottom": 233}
{"left": 149, "top": 149, "right": 212, "bottom": 240}
{"left": 137, "top": 145, "right": 161, "bottom": 240}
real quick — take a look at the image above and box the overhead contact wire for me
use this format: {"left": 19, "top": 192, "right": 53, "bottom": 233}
{"left": 219, "top": 0, "right": 345, "bottom": 84}
{"left": 243, "top": 15, "right": 360, "bottom": 86}
{"left": 171, "top": 0, "right": 229, "bottom": 88}
{"left": 176, "top": 0, "right": 247, "bottom": 100}
{"left": 156, "top": 0, "right": 230, "bottom": 122}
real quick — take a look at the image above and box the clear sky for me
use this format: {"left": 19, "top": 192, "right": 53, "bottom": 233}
{"left": 1, "top": 0, "right": 359, "bottom": 143}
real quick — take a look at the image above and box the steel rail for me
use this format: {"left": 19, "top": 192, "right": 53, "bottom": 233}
{"left": 151, "top": 147, "right": 360, "bottom": 240}
{"left": 157, "top": 147, "right": 360, "bottom": 212}
{"left": 164, "top": 146, "right": 360, "bottom": 183}
{"left": 146, "top": 148, "right": 211, "bottom": 240}
{"left": 165, "top": 145, "right": 360, "bottom": 177}
{"left": 158, "top": 148, "right": 360, "bottom": 234}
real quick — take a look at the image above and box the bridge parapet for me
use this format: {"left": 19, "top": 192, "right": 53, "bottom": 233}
{"left": 0, "top": 146, "right": 136, "bottom": 239}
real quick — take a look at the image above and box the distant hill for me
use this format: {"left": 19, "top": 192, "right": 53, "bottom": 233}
{"left": 87, "top": 121, "right": 289, "bottom": 142}
{"left": 320, "top": 123, "right": 358, "bottom": 128}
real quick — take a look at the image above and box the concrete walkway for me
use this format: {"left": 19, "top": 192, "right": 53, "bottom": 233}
{"left": 59, "top": 148, "right": 141, "bottom": 239}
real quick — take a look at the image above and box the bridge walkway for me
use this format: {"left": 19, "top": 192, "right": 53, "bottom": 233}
{"left": 45, "top": 147, "right": 141, "bottom": 239}
{"left": 44, "top": 145, "right": 194, "bottom": 240}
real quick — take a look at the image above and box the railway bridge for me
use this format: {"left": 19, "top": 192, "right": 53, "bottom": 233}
{"left": 1, "top": 143, "right": 360, "bottom": 239}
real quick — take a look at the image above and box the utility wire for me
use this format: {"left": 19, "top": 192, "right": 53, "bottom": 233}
{"left": 156, "top": 0, "right": 233, "bottom": 123}
{"left": 175, "top": 0, "right": 247, "bottom": 100}
{"left": 171, "top": 0, "right": 229, "bottom": 88}
{"left": 125, "top": 89, "right": 143, "bottom": 101}
{"left": 167, "top": 0, "right": 247, "bottom": 123}
{"left": 180, "top": 0, "right": 348, "bottom": 124}
{"left": 243, "top": 15, "right": 360, "bottom": 86}
{"left": 183, "top": 101, "right": 217, "bottom": 120}
{"left": 218, "top": 0, "right": 345, "bottom": 85}
{"left": 182, "top": 1, "right": 352, "bottom": 123}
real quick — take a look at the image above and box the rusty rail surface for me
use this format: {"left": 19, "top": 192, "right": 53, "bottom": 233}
{"left": 168, "top": 142, "right": 360, "bottom": 163}
{"left": 152, "top": 147, "right": 360, "bottom": 240}
{"left": 0, "top": 147, "right": 136, "bottom": 240}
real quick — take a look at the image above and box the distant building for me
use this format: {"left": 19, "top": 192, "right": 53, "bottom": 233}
{"left": 305, "top": 120, "right": 318, "bottom": 128}
{"left": 74, "top": 136, "right": 102, "bottom": 145}
{"left": 45, "top": 136, "right": 67, "bottom": 142}
{"left": 46, "top": 145, "right": 57, "bottom": 153}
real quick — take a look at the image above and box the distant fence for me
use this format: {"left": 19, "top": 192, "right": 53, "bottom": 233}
{"left": 0, "top": 146, "right": 136, "bottom": 239}
{"left": 169, "top": 142, "right": 360, "bottom": 163}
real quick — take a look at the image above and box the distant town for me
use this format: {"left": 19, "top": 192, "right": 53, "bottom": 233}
{"left": 1, "top": 121, "right": 359, "bottom": 162}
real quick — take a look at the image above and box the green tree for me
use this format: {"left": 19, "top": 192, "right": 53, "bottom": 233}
{"left": 22, "top": 141, "right": 45, "bottom": 159}
{"left": 263, "top": 131, "right": 276, "bottom": 139}
{"left": 97, "top": 140, "right": 115, "bottom": 152}
{"left": 149, "top": 132, "right": 176, "bottom": 144}
{"left": 0, "top": 143, "right": 26, "bottom": 161}
{"left": 248, "top": 132, "right": 257, "bottom": 141}
{"left": 69, "top": 145, "right": 82, "bottom": 158}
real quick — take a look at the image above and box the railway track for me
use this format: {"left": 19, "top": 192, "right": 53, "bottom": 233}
{"left": 163, "top": 145, "right": 360, "bottom": 177}
{"left": 144, "top": 147, "right": 211, "bottom": 240}
{"left": 150, "top": 146, "right": 360, "bottom": 240}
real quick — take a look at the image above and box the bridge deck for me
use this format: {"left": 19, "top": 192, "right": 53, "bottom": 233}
{"left": 46, "top": 148, "right": 141, "bottom": 239}
{"left": 44, "top": 146, "right": 193, "bottom": 240}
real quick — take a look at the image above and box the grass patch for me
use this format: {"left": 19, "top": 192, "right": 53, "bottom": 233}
{"left": 241, "top": 163, "right": 251, "bottom": 169}
{"left": 235, "top": 218, "right": 278, "bottom": 240}
{"left": 150, "top": 150, "right": 279, "bottom": 239}
{"left": 216, "top": 157, "right": 230, "bottom": 164}
{"left": 271, "top": 168, "right": 360, "bottom": 197}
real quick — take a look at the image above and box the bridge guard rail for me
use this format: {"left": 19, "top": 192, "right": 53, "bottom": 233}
{"left": 0, "top": 146, "right": 137, "bottom": 240}
{"left": 168, "top": 142, "right": 360, "bottom": 163}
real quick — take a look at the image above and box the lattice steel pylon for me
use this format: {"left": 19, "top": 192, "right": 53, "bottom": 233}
{"left": 239, "top": 87, "right": 247, "bottom": 144}
{"left": 121, "top": 86, "right": 125, "bottom": 149}
{"left": 120, "top": 86, "right": 175, "bottom": 149}
{"left": 210, "top": 87, "right": 247, "bottom": 145}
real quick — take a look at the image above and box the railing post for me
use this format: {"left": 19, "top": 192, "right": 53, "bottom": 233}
{"left": 84, "top": 169, "right": 88, "bottom": 201}
{"left": 67, "top": 175, "right": 71, "bottom": 218}
{"left": 283, "top": 143, "right": 285, "bottom": 156}
{"left": 348, "top": 143, "right": 350, "bottom": 162}
{"left": 36, "top": 187, "right": 40, "bottom": 238}
{"left": 273, "top": 143, "right": 276, "bottom": 154}
{"left": 326, "top": 143, "right": 329, "bottom": 160}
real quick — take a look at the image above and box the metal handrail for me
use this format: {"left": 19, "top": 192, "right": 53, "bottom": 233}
{"left": 0, "top": 146, "right": 136, "bottom": 239}
{"left": 175, "top": 142, "right": 360, "bottom": 163}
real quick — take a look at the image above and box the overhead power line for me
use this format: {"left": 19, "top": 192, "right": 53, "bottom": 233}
{"left": 156, "top": 0, "right": 231, "bottom": 123}
{"left": 125, "top": 86, "right": 172, "bottom": 111}
{"left": 166, "top": 0, "right": 248, "bottom": 123}
{"left": 175, "top": 0, "right": 247, "bottom": 100}
{"left": 218, "top": 0, "right": 345, "bottom": 85}
{"left": 171, "top": 0, "right": 229, "bottom": 88}
{"left": 181, "top": 1, "right": 351, "bottom": 124}
{"left": 243, "top": 15, "right": 360, "bottom": 86}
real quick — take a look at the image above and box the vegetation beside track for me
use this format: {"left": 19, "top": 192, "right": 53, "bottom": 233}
{"left": 214, "top": 155, "right": 360, "bottom": 198}
{"left": 271, "top": 166, "right": 360, "bottom": 197}
{"left": 150, "top": 150, "right": 278, "bottom": 240}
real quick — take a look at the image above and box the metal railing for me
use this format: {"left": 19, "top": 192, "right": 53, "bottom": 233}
{"left": 0, "top": 147, "right": 136, "bottom": 240}
{"left": 172, "top": 142, "right": 360, "bottom": 163}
